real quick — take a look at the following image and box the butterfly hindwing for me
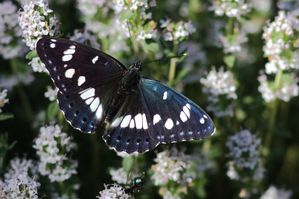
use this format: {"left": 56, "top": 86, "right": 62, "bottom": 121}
{"left": 103, "top": 78, "right": 215, "bottom": 153}
{"left": 37, "top": 38, "right": 126, "bottom": 133}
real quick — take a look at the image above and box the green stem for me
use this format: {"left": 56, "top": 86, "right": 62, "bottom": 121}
{"left": 168, "top": 58, "right": 177, "bottom": 86}
{"left": 266, "top": 70, "right": 283, "bottom": 148}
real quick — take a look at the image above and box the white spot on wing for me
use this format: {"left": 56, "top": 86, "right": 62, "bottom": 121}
{"left": 96, "top": 105, "right": 103, "bottom": 119}
{"left": 186, "top": 103, "right": 191, "bottom": 109}
{"left": 65, "top": 68, "right": 75, "bottom": 78}
{"left": 111, "top": 116, "right": 123, "bottom": 127}
{"left": 129, "top": 119, "right": 135, "bottom": 128}
{"left": 180, "top": 111, "right": 188, "bottom": 122}
{"left": 203, "top": 115, "right": 208, "bottom": 119}
{"left": 134, "top": 113, "right": 142, "bottom": 129}
{"left": 142, "top": 114, "right": 148, "bottom": 130}
{"left": 164, "top": 118, "right": 174, "bottom": 130}
{"left": 80, "top": 88, "right": 95, "bottom": 100}
{"left": 92, "top": 56, "right": 99, "bottom": 64}
{"left": 64, "top": 64, "right": 67, "bottom": 68}
{"left": 62, "top": 54, "right": 72, "bottom": 62}
{"left": 85, "top": 97, "right": 94, "bottom": 105}
{"left": 90, "top": 97, "right": 99, "bottom": 112}
{"left": 176, "top": 121, "right": 179, "bottom": 125}
{"left": 121, "top": 115, "right": 131, "bottom": 128}
{"left": 70, "top": 45, "right": 76, "bottom": 49}
{"left": 163, "top": 91, "right": 168, "bottom": 100}
{"left": 153, "top": 114, "right": 161, "bottom": 125}
{"left": 51, "top": 39, "right": 57, "bottom": 42}
{"left": 183, "top": 105, "right": 190, "bottom": 118}
{"left": 78, "top": 76, "right": 86, "bottom": 86}
{"left": 50, "top": 43, "right": 56, "bottom": 48}
{"left": 200, "top": 117, "right": 205, "bottom": 124}
{"left": 64, "top": 49, "right": 76, "bottom": 55}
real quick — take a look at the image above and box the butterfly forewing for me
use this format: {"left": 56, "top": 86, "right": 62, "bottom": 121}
{"left": 36, "top": 38, "right": 126, "bottom": 133}
{"left": 103, "top": 78, "right": 215, "bottom": 153}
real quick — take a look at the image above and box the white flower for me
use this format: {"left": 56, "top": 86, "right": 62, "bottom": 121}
{"left": 136, "top": 29, "right": 157, "bottom": 41}
{"left": 0, "top": 89, "right": 9, "bottom": 112}
{"left": 200, "top": 67, "right": 237, "bottom": 100}
{"left": 151, "top": 148, "right": 191, "bottom": 185}
{"left": 109, "top": 168, "right": 129, "bottom": 185}
{"left": 112, "top": 0, "right": 154, "bottom": 13}
{"left": 3, "top": 158, "right": 39, "bottom": 199}
{"left": 29, "top": 57, "right": 47, "bottom": 73}
{"left": 33, "top": 125, "right": 78, "bottom": 182}
{"left": 18, "top": 0, "right": 59, "bottom": 50}
{"left": 96, "top": 184, "right": 130, "bottom": 199}
{"left": 226, "top": 130, "right": 261, "bottom": 170}
{"left": 257, "top": 73, "right": 276, "bottom": 102}
{"left": 260, "top": 186, "right": 292, "bottom": 199}
{"left": 0, "top": 1, "right": 26, "bottom": 59}
{"left": 263, "top": 11, "right": 294, "bottom": 57}
{"left": 258, "top": 72, "right": 299, "bottom": 102}
{"left": 77, "top": 0, "right": 106, "bottom": 17}
{"left": 220, "top": 32, "right": 248, "bottom": 54}
{"left": 44, "top": 86, "right": 57, "bottom": 101}
{"left": 162, "top": 21, "right": 196, "bottom": 41}
{"left": 212, "top": 0, "right": 251, "bottom": 18}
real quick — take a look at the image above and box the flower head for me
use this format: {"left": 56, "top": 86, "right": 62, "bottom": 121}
{"left": 201, "top": 67, "right": 237, "bottom": 100}
{"left": 2, "top": 158, "right": 39, "bottom": 199}
{"left": 33, "top": 125, "right": 78, "bottom": 182}
{"left": 44, "top": 86, "right": 57, "bottom": 101}
{"left": 261, "top": 186, "right": 292, "bottom": 199}
{"left": 151, "top": 148, "right": 191, "bottom": 185}
{"left": 18, "top": 0, "right": 59, "bottom": 50}
{"left": 226, "top": 130, "right": 261, "bottom": 170}
{"left": 212, "top": 0, "right": 251, "bottom": 18}
{"left": 97, "top": 184, "right": 131, "bottom": 199}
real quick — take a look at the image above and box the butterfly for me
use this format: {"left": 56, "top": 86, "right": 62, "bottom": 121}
{"left": 36, "top": 37, "right": 215, "bottom": 154}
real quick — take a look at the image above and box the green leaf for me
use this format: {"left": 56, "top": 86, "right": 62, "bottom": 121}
{"left": 26, "top": 50, "right": 37, "bottom": 60}
{"left": 0, "top": 113, "right": 14, "bottom": 121}
{"left": 122, "top": 156, "right": 134, "bottom": 172}
{"left": 47, "top": 102, "right": 59, "bottom": 121}
{"left": 224, "top": 55, "right": 236, "bottom": 68}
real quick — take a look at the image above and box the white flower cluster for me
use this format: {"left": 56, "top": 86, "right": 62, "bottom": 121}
{"left": 220, "top": 32, "right": 248, "bottom": 54}
{"left": 1, "top": 158, "right": 39, "bottom": 199}
{"left": 44, "top": 86, "right": 57, "bottom": 101}
{"left": 212, "top": 0, "right": 251, "bottom": 18}
{"left": 33, "top": 125, "right": 78, "bottom": 182}
{"left": 201, "top": 67, "right": 237, "bottom": 100}
{"left": 200, "top": 67, "right": 237, "bottom": 117}
{"left": 96, "top": 184, "right": 130, "bottom": 199}
{"left": 160, "top": 19, "right": 196, "bottom": 42}
{"left": 109, "top": 167, "right": 130, "bottom": 185}
{"left": 0, "top": 89, "right": 9, "bottom": 113}
{"left": 29, "top": 57, "right": 47, "bottom": 73}
{"left": 226, "top": 130, "right": 261, "bottom": 170}
{"left": 258, "top": 73, "right": 299, "bottom": 102}
{"left": 18, "top": 0, "right": 59, "bottom": 50}
{"left": 112, "top": 0, "right": 154, "bottom": 13}
{"left": 263, "top": 11, "right": 298, "bottom": 74}
{"left": 260, "top": 186, "right": 292, "bottom": 199}
{"left": 0, "top": 1, "right": 25, "bottom": 59}
{"left": 77, "top": 0, "right": 106, "bottom": 17}
{"left": 160, "top": 188, "right": 181, "bottom": 199}
{"left": 151, "top": 148, "right": 191, "bottom": 186}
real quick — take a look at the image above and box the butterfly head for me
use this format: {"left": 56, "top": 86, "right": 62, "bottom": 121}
{"left": 130, "top": 61, "right": 141, "bottom": 70}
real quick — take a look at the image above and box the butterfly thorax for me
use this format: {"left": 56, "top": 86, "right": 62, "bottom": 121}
{"left": 105, "top": 62, "right": 141, "bottom": 123}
